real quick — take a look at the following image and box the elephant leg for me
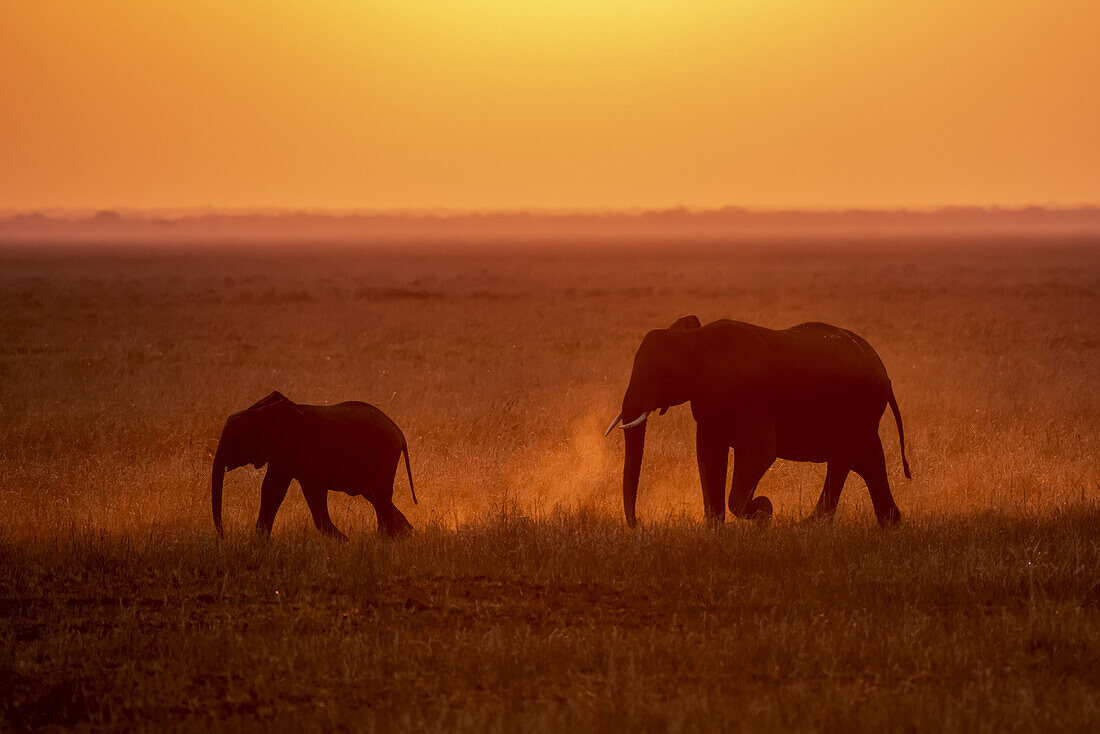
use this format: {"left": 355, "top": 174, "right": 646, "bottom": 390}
{"left": 371, "top": 455, "right": 412, "bottom": 538}
{"left": 256, "top": 469, "right": 292, "bottom": 537}
{"left": 852, "top": 436, "right": 902, "bottom": 526}
{"left": 811, "top": 462, "right": 851, "bottom": 520}
{"left": 696, "top": 425, "right": 729, "bottom": 524}
{"left": 302, "top": 485, "right": 348, "bottom": 541}
{"left": 728, "top": 446, "right": 775, "bottom": 519}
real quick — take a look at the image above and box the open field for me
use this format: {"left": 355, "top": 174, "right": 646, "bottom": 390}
{"left": 1, "top": 237, "right": 1099, "bottom": 730}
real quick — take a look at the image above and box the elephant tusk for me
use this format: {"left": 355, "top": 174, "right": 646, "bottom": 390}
{"left": 620, "top": 411, "right": 652, "bottom": 430}
{"left": 603, "top": 412, "right": 623, "bottom": 437}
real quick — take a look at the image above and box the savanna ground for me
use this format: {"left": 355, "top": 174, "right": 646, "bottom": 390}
{"left": 1, "top": 236, "right": 1098, "bottom": 731}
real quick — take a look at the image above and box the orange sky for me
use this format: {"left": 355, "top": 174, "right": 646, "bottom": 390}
{"left": 2, "top": 1, "right": 1098, "bottom": 210}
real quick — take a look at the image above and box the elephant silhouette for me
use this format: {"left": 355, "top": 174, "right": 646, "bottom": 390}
{"left": 211, "top": 391, "right": 416, "bottom": 539}
{"left": 606, "top": 317, "right": 910, "bottom": 527}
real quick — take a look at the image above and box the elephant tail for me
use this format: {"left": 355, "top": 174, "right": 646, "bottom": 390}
{"left": 888, "top": 387, "right": 911, "bottom": 479}
{"left": 402, "top": 443, "right": 418, "bottom": 504}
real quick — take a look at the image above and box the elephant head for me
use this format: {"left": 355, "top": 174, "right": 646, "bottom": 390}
{"left": 211, "top": 391, "right": 298, "bottom": 536}
{"left": 604, "top": 315, "right": 701, "bottom": 527}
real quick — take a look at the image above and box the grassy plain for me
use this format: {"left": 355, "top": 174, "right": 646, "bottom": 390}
{"left": 1, "top": 236, "right": 1098, "bottom": 731}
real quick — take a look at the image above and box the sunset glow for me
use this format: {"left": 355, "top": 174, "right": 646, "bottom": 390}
{"left": 2, "top": 1, "right": 1098, "bottom": 209}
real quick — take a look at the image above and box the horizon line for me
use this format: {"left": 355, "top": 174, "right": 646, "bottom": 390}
{"left": 4, "top": 203, "right": 1100, "bottom": 219}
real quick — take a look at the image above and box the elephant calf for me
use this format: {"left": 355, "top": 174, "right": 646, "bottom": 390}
{"left": 211, "top": 391, "right": 417, "bottom": 539}
{"left": 606, "top": 316, "right": 911, "bottom": 527}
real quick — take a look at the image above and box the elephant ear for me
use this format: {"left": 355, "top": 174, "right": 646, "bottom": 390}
{"left": 248, "top": 390, "right": 289, "bottom": 411}
{"left": 668, "top": 314, "right": 702, "bottom": 331}
{"left": 247, "top": 397, "right": 305, "bottom": 468}
{"left": 655, "top": 318, "right": 699, "bottom": 414}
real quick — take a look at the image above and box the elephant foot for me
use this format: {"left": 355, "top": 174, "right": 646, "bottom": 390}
{"left": 877, "top": 506, "right": 902, "bottom": 527}
{"left": 744, "top": 496, "right": 773, "bottom": 521}
{"left": 379, "top": 507, "right": 414, "bottom": 539}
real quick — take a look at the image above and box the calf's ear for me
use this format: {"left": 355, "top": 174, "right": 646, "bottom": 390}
{"left": 247, "top": 391, "right": 289, "bottom": 411}
{"left": 668, "top": 314, "right": 702, "bottom": 331}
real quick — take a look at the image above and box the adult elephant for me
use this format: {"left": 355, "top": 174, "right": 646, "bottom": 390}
{"left": 211, "top": 391, "right": 417, "bottom": 539}
{"left": 604, "top": 316, "right": 910, "bottom": 527}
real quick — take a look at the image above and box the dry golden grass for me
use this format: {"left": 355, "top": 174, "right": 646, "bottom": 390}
{"left": 1, "top": 237, "right": 1098, "bottom": 731}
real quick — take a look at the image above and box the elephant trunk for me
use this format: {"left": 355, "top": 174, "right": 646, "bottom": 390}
{"left": 622, "top": 422, "right": 647, "bottom": 528}
{"left": 211, "top": 450, "right": 226, "bottom": 537}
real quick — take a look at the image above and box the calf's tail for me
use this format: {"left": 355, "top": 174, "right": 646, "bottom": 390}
{"left": 402, "top": 444, "right": 418, "bottom": 504}
{"left": 888, "top": 387, "right": 911, "bottom": 479}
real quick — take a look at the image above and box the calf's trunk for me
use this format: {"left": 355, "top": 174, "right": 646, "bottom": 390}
{"left": 211, "top": 451, "right": 226, "bottom": 537}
